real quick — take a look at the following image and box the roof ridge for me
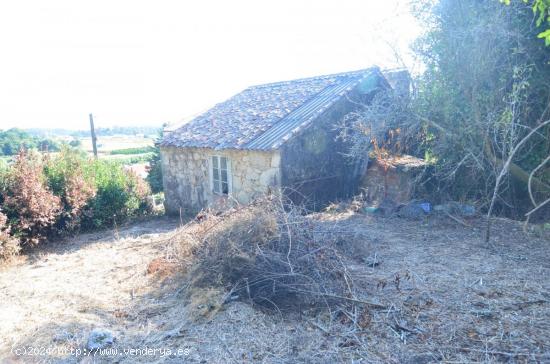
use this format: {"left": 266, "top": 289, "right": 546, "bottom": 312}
{"left": 246, "top": 67, "right": 377, "bottom": 90}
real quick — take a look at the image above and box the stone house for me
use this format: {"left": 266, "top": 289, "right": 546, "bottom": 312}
{"left": 160, "top": 67, "right": 391, "bottom": 214}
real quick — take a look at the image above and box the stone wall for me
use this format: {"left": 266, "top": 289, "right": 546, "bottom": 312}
{"left": 361, "top": 155, "right": 425, "bottom": 204}
{"left": 161, "top": 146, "right": 280, "bottom": 214}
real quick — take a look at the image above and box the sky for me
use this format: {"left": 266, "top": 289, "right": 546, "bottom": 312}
{"left": 0, "top": 0, "right": 421, "bottom": 130}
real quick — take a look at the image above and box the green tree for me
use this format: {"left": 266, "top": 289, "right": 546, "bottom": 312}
{"left": 146, "top": 128, "right": 164, "bottom": 193}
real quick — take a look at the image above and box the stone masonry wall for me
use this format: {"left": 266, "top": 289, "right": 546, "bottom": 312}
{"left": 161, "top": 146, "right": 281, "bottom": 214}
{"left": 361, "top": 156, "right": 425, "bottom": 204}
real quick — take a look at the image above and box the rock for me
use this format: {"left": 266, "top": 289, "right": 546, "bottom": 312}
{"left": 86, "top": 328, "right": 115, "bottom": 351}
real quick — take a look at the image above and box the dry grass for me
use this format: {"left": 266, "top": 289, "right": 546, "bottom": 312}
{"left": 0, "top": 202, "right": 549, "bottom": 363}
{"left": 143, "top": 200, "right": 550, "bottom": 363}
{"left": 172, "top": 198, "right": 370, "bottom": 314}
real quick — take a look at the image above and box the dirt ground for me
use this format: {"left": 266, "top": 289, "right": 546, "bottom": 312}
{"left": 0, "top": 212, "right": 549, "bottom": 363}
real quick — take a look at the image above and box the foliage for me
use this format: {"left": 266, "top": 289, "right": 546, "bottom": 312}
{"left": 0, "top": 211, "right": 20, "bottom": 262}
{"left": 180, "top": 197, "right": 367, "bottom": 312}
{"left": 82, "top": 159, "right": 151, "bottom": 229}
{"left": 146, "top": 129, "right": 164, "bottom": 193}
{"left": 409, "top": 0, "right": 550, "bottom": 217}
{"left": 341, "top": 0, "right": 550, "bottom": 220}
{"left": 503, "top": 0, "right": 550, "bottom": 45}
{"left": 0, "top": 128, "right": 60, "bottom": 156}
{"left": 44, "top": 148, "right": 96, "bottom": 233}
{"left": 2, "top": 151, "right": 62, "bottom": 245}
{"left": 0, "top": 149, "right": 153, "bottom": 259}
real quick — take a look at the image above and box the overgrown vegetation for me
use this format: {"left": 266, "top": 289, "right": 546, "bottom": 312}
{"left": 0, "top": 148, "right": 152, "bottom": 261}
{"left": 412, "top": 0, "right": 550, "bottom": 225}
{"left": 0, "top": 211, "right": 20, "bottom": 262}
{"left": 2, "top": 151, "right": 62, "bottom": 245}
{"left": 342, "top": 0, "right": 550, "bottom": 229}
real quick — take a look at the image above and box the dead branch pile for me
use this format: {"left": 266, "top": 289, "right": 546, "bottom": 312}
{"left": 174, "top": 197, "right": 371, "bottom": 312}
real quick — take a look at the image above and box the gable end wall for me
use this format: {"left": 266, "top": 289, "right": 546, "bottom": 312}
{"left": 279, "top": 82, "right": 382, "bottom": 209}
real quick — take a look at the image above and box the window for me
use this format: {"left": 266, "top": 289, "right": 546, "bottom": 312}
{"left": 211, "top": 156, "right": 231, "bottom": 195}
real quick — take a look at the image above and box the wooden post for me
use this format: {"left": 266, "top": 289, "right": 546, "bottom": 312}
{"left": 89, "top": 113, "right": 98, "bottom": 158}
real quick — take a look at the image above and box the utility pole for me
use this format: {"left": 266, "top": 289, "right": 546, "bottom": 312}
{"left": 89, "top": 113, "right": 98, "bottom": 159}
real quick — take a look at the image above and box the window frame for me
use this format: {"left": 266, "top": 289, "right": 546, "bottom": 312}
{"left": 210, "top": 155, "right": 232, "bottom": 196}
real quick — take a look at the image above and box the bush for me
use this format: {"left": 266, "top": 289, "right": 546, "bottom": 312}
{"left": 0, "top": 149, "right": 153, "bottom": 253}
{"left": 0, "top": 211, "right": 20, "bottom": 262}
{"left": 2, "top": 151, "right": 62, "bottom": 245}
{"left": 82, "top": 159, "right": 151, "bottom": 229}
{"left": 44, "top": 148, "right": 96, "bottom": 233}
{"left": 44, "top": 149, "right": 152, "bottom": 230}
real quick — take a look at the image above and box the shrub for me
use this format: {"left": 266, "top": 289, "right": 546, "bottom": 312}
{"left": 0, "top": 149, "right": 153, "bottom": 247}
{"left": 44, "top": 148, "right": 96, "bottom": 233}
{"left": 2, "top": 151, "right": 61, "bottom": 245}
{"left": 44, "top": 149, "right": 152, "bottom": 230}
{"left": 83, "top": 159, "right": 151, "bottom": 229}
{"left": 0, "top": 211, "right": 20, "bottom": 262}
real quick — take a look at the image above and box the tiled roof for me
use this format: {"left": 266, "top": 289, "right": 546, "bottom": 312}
{"left": 161, "top": 67, "right": 379, "bottom": 150}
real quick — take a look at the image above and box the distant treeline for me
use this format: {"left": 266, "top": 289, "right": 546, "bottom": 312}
{"left": 26, "top": 126, "right": 162, "bottom": 138}
{"left": 0, "top": 129, "right": 60, "bottom": 156}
